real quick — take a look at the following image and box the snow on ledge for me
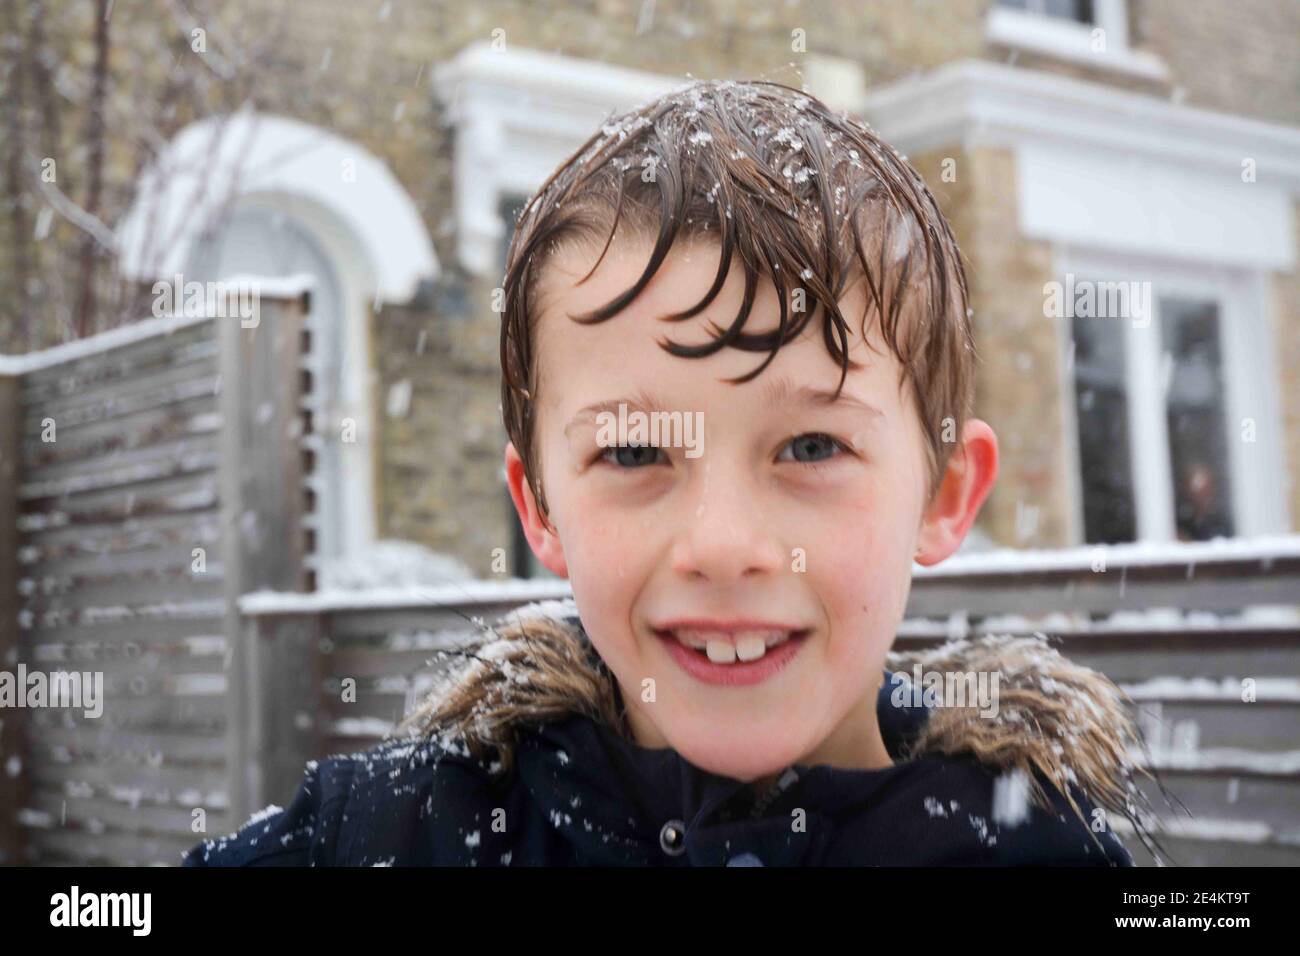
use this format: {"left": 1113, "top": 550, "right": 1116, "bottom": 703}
{"left": 0, "top": 312, "right": 213, "bottom": 376}
{"left": 315, "top": 539, "right": 472, "bottom": 591}
{"left": 238, "top": 578, "right": 574, "bottom": 616}
{"left": 208, "top": 272, "right": 316, "bottom": 300}
{"left": 913, "top": 534, "right": 1300, "bottom": 578}
{"left": 0, "top": 274, "right": 315, "bottom": 376}
{"left": 239, "top": 538, "right": 1300, "bottom": 614}
{"left": 1121, "top": 676, "right": 1300, "bottom": 702}
{"left": 1139, "top": 745, "right": 1300, "bottom": 777}
{"left": 1108, "top": 814, "right": 1276, "bottom": 845}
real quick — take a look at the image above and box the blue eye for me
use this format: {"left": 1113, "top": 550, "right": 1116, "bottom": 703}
{"left": 599, "top": 444, "right": 663, "bottom": 468}
{"left": 778, "top": 433, "right": 847, "bottom": 466}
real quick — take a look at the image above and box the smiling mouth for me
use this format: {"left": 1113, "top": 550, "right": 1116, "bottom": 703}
{"left": 653, "top": 628, "right": 811, "bottom": 664}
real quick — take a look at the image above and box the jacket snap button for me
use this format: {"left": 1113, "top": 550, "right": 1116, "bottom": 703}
{"left": 659, "top": 819, "right": 687, "bottom": 856}
{"left": 726, "top": 852, "right": 765, "bottom": 866}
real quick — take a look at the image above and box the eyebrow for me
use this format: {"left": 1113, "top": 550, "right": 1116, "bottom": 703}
{"left": 759, "top": 375, "right": 885, "bottom": 417}
{"left": 563, "top": 376, "right": 883, "bottom": 437}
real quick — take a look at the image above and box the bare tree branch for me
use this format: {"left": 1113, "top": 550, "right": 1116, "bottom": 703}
{"left": 3, "top": 0, "right": 32, "bottom": 349}
{"left": 23, "top": 149, "right": 117, "bottom": 251}
{"left": 73, "top": 0, "right": 112, "bottom": 338}
{"left": 165, "top": 0, "right": 240, "bottom": 80}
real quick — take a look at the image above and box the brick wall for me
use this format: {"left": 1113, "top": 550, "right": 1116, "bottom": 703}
{"left": 1139, "top": 0, "right": 1300, "bottom": 126}
{"left": 12, "top": 0, "right": 1297, "bottom": 568}
{"left": 913, "top": 147, "right": 1069, "bottom": 548}
{"left": 369, "top": 276, "right": 512, "bottom": 576}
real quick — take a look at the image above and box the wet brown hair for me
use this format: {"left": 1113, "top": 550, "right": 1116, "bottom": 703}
{"left": 500, "top": 79, "right": 974, "bottom": 522}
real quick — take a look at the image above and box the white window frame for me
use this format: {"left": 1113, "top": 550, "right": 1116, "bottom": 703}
{"left": 1055, "top": 247, "right": 1290, "bottom": 545}
{"left": 986, "top": 0, "right": 1169, "bottom": 81}
{"left": 864, "top": 59, "right": 1299, "bottom": 548}
{"left": 433, "top": 43, "right": 863, "bottom": 279}
{"left": 433, "top": 44, "right": 678, "bottom": 278}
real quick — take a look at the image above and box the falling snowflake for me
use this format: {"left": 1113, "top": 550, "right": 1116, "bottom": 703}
{"left": 968, "top": 813, "right": 997, "bottom": 847}
{"left": 992, "top": 769, "right": 1031, "bottom": 828}
{"left": 924, "top": 796, "right": 949, "bottom": 818}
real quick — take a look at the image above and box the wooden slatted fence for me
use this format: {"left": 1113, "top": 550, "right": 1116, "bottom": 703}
{"left": 237, "top": 541, "right": 1300, "bottom": 867}
{"left": 0, "top": 289, "right": 312, "bottom": 865}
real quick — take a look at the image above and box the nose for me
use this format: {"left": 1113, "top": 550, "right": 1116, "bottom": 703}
{"left": 668, "top": 458, "right": 785, "bottom": 583}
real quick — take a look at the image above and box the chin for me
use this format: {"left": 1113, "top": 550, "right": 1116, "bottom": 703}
{"left": 666, "top": 722, "right": 812, "bottom": 782}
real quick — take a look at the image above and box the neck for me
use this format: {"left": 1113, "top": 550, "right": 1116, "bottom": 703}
{"left": 620, "top": 674, "right": 895, "bottom": 789}
{"left": 753, "top": 677, "right": 894, "bottom": 792}
{"left": 800, "top": 674, "right": 896, "bottom": 771}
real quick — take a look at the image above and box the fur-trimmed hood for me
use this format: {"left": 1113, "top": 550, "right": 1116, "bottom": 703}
{"left": 396, "top": 597, "right": 1166, "bottom": 862}
{"left": 187, "top": 598, "right": 1172, "bottom": 866}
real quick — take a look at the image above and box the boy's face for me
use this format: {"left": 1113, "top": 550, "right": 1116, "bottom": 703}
{"left": 507, "top": 234, "right": 995, "bottom": 782}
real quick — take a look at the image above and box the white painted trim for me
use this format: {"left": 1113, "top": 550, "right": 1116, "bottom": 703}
{"left": 435, "top": 43, "right": 682, "bottom": 116}
{"left": 1126, "top": 288, "right": 1175, "bottom": 540}
{"left": 1092, "top": 0, "right": 1131, "bottom": 50}
{"left": 433, "top": 43, "right": 681, "bottom": 276}
{"left": 862, "top": 58, "right": 1299, "bottom": 274}
{"left": 1226, "top": 270, "right": 1292, "bottom": 534}
{"left": 116, "top": 111, "right": 438, "bottom": 303}
{"left": 985, "top": 4, "right": 1168, "bottom": 81}
{"left": 1018, "top": 139, "right": 1292, "bottom": 271}
{"left": 862, "top": 58, "right": 1300, "bottom": 191}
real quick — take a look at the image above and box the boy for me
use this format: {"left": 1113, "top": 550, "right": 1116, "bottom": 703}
{"left": 185, "top": 80, "right": 1157, "bottom": 866}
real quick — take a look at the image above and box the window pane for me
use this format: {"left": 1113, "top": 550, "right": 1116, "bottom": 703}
{"left": 1161, "top": 298, "right": 1234, "bottom": 541}
{"left": 1072, "top": 312, "right": 1137, "bottom": 543}
{"left": 1043, "top": 0, "right": 1093, "bottom": 23}
{"left": 999, "top": 0, "right": 1094, "bottom": 23}
{"left": 499, "top": 193, "right": 560, "bottom": 580}
{"left": 499, "top": 194, "right": 528, "bottom": 264}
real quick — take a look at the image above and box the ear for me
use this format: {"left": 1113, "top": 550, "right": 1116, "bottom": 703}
{"left": 914, "top": 418, "right": 999, "bottom": 566}
{"left": 504, "top": 441, "right": 570, "bottom": 578}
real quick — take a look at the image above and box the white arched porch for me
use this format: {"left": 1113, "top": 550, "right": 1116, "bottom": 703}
{"left": 116, "top": 110, "right": 439, "bottom": 580}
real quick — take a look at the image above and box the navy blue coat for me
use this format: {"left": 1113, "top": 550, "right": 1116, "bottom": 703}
{"left": 182, "top": 660, "right": 1135, "bottom": 867}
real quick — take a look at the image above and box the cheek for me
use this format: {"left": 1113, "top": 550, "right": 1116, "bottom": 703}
{"left": 817, "top": 516, "right": 909, "bottom": 613}
{"left": 804, "top": 472, "right": 921, "bottom": 632}
{"left": 553, "top": 491, "right": 657, "bottom": 650}
{"left": 555, "top": 480, "right": 644, "bottom": 572}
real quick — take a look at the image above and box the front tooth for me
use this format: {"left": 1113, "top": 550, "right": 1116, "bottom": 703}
{"left": 706, "top": 639, "right": 737, "bottom": 664}
{"left": 735, "top": 635, "right": 768, "bottom": 662}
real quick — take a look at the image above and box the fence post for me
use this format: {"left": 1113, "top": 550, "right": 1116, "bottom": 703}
{"left": 241, "top": 611, "right": 323, "bottom": 816}
{"left": 216, "top": 292, "right": 315, "bottom": 825}
{"left": 0, "top": 369, "right": 24, "bottom": 863}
